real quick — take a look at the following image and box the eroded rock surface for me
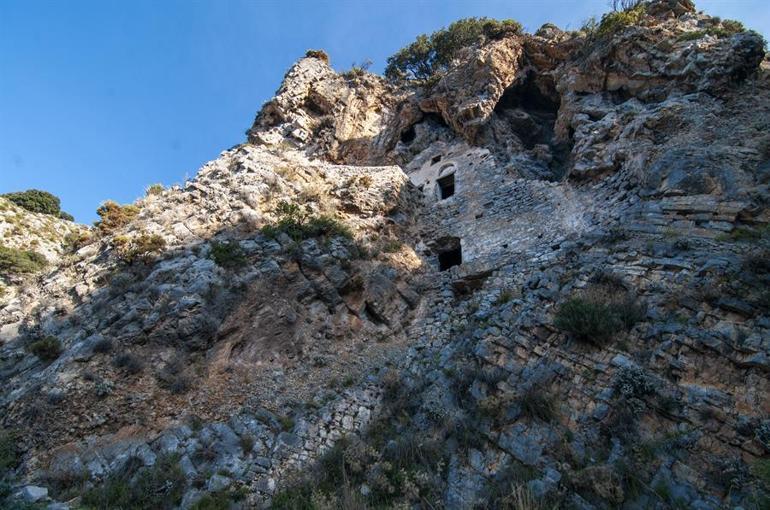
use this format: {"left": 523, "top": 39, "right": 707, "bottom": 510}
{"left": 1, "top": 1, "right": 769, "bottom": 508}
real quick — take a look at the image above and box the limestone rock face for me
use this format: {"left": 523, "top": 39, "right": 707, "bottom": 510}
{"left": 248, "top": 56, "right": 417, "bottom": 165}
{"left": 559, "top": 24, "right": 766, "bottom": 102}
{"left": 2, "top": 3, "right": 770, "bottom": 510}
{"left": 419, "top": 36, "right": 525, "bottom": 142}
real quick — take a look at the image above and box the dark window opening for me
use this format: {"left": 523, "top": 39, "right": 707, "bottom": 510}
{"left": 400, "top": 125, "right": 416, "bottom": 144}
{"left": 431, "top": 155, "right": 442, "bottom": 165}
{"left": 439, "top": 246, "right": 462, "bottom": 271}
{"left": 437, "top": 174, "right": 455, "bottom": 199}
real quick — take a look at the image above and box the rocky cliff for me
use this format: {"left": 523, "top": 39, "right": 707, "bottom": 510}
{"left": 1, "top": 1, "right": 769, "bottom": 508}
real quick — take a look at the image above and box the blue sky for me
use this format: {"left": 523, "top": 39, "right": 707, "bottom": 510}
{"left": 1, "top": 0, "right": 767, "bottom": 223}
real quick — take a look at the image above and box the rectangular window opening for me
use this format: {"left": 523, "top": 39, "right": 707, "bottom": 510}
{"left": 438, "top": 246, "right": 462, "bottom": 271}
{"left": 437, "top": 174, "right": 455, "bottom": 199}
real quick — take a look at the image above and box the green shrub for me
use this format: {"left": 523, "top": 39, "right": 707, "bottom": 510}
{"left": 210, "top": 240, "right": 247, "bottom": 268}
{"left": 190, "top": 489, "right": 246, "bottom": 510}
{"left": 305, "top": 49, "right": 330, "bottom": 64}
{"left": 112, "top": 353, "right": 143, "bottom": 374}
{"left": 381, "top": 239, "right": 403, "bottom": 253}
{"left": 2, "top": 189, "right": 61, "bottom": 216}
{"left": 0, "top": 430, "right": 19, "bottom": 474}
{"left": 721, "top": 19, "right": 746, "bottom": 34}
{"left": 59, "top": 211, "right": 75, "bottom": 222}
{"left": 718, "top": 226, "right": 769, "bottom": 242}
{"left": 112, "top": 233, "right": 166, "bottom": 264}
{"left": 555, "top": 298, "right": 622, "bottom": 344}
{"left": 64, "top": 230, "right": 93, "bottom": 251}
{"left": 494, "top": 290, "right": 514, "bottom": 305}
{"left": 26, "top": 336, "right": 62, "bottom": 362}
{"left": 278, "top": 415, "right": 295, "bottom": 432}
{"left": 271, "top": 482, "right": 314, "bottom": 509}
{"left": 554, "top": 286, "right": 645, "bottom": 345}
{"left": 677, "top": 18, "right": 748, "bottom": 43}
{"left": 614, "top": 366, "right": 655, "bottom": 399}
{"left": 385, "top": 17, "right": 522, "bottom": 81}
{"left": 596, "top": 3, "right": 647, "bottom": 38}
{"left": 95, "top": 201, "right": 140, "bottom": 234}
{"left": 343, "top": 60, "right": 373, "bottom": 79}
{"left": 262, "top": 201, "right": 352, "bottom": 243}
{"left": 145, "top": 183, "right": 165, "bottom": 196}
{"left": 156, "top": 359, "right": 191, "bottom": 394}
{"left": 0, "top": 245, "right": 47, "bottom": 276}
{"left": 81, "top": 454, "right": 185, "bottom": 510}
{"left": 518, "top": 388, "right": 557, "bottom": 422}
{"left": 239, "top": 435, "right": 254, "bottom": 453}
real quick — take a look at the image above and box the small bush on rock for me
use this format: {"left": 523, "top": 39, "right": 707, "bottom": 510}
{"left": 92, "top": 338, "right": 113, "bottom": 354}
{"left": 156, "top": 359, "right": 191, "bottom": 394}
{"left": 518, "top": 388, "right": 557, "bottom": 422}
{"left": 305, "top": 49, "right": 329, "bottom": 64}
{"left": 596, "top": 2, "right": 647, "bottom": 38}
{"left": 81, "top": 454, "right": 185, "bottom": 510}
{"left": 262, "top": 201, "right": 352, "bottom": 243}
{"left": 112, "top": 233, "right": 166, "bottom": 264}
{"left": 0, "top": 245, "right": 47, "bottom": 276}
{"left": 209, "top": 240, "right": 247, "bottom": 268}
{"left": 555, "top": 297, "right": 622, "bottom": 344}
{"left": 190, "top": 489, "right": 247, "bottom": 510}
{"left": 145, "top": 183, "right": 164, "bottom": 196}
{"left": 614, "top": 366, "right": 655, "bottom": 399}
{"left": 95, "top": 201, "right": 140, "bottom": 234}
{"left": 26, "top": 336, "right": 62, "bottom": 362}
{"left": 382, "top": 239, "right": 403, "bottom": 253}
{"left": 0, "top": 430, "right": 19, "bottom": 474}
{"left": 64, "top": 230, "right": 93, "bottom": 251}
{"left": 555, "top": 283, "right": 645, "bottom": 345}
{"left": 112, "top": 353, "right": 143, "bottom": 374}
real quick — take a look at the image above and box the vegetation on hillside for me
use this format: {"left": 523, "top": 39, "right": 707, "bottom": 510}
{"left": 80, "top": 455, "right": 186, "bottom": 510}
{"left": 2, "top": 189, "right": 74, "bottom": 221}
{"left": 678, "top": 19, "right": 749, "bottom": 41}
{"left": 26, "top": 336, "right": 63, "bottom": 362}
{"left": 384, "top": 17, "right": 522, "bottom": 82}
{"left": 305, "top": 49, "right": 330, "bottom": 64}
{"left": 262, "top": 201, "right": 352, "bottom": 243}
{"left": 111, "top": 233, "right": 167, "bottom": 264}
{"left": 209, "top": 240, "right": 247, "bottom": 269}
{"left": 0, "top": 245, "right": 47, "bottom": 276}
{"left": 95, "top": 201, "right": 140, "bottom": 235}
{"left": 555, "top": 276, "right": 646, "bottom": 345}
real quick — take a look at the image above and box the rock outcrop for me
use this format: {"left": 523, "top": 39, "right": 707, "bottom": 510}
{"left": 1, "top": 1, "right": 769, "bottom": 508}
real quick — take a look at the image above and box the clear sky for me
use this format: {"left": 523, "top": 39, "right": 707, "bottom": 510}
{"left": 1, "top": 0, "right": 767, "bottom": 223}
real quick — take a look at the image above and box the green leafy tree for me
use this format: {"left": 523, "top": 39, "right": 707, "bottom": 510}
{"left": 2, "top": 189, "right": 73, "bottom": 220}
{"left": 385, "top": 17, "right": 522, "bottom": 81}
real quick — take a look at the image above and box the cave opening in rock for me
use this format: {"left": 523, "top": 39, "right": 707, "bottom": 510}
{"left": 494, "top": 73, "right": 560, "bottom": 148}
{"left": 494, "top": 72, "right": 572, "bottom": 178}
{"left": 400, "top": 125, "right": 416, "bottom": 144}
{"left": 439, "top": 246, "right": 462, "bottom": 271}
{"left": 437, "top": 173, "right": 455, "bottom": 199}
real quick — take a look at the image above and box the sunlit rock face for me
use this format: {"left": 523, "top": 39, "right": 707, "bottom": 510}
{"left": 2, "top": 1, "right": 770, "bottom": 508}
